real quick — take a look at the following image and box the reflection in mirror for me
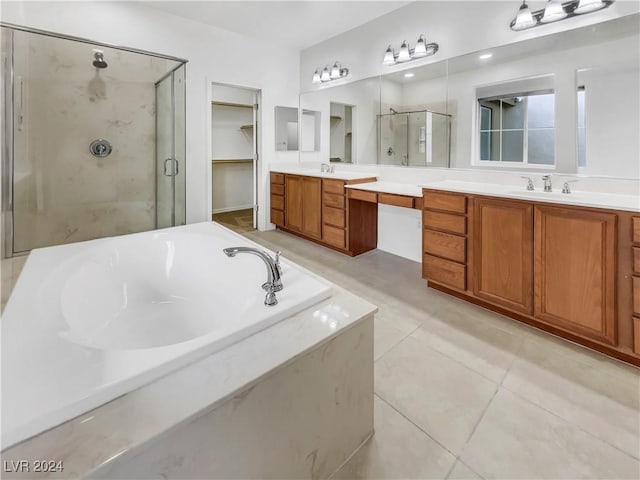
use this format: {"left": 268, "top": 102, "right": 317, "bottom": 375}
{"left": 275, "top": 106, "right": 298, "bottom": 151}
{"left": 330, "top": 102, "right": 354, "bottom": 163}
{"left": 576, "top": 54, "right": 639, "bottom": 178}
{"left": 377, "top": 109, "right": 450, "bottom": 167}
{"left": 301, "top": 109, "right": 320, "bottom": 152}
{"left": 476, "top": 76, "right": 555, "bottom": 166}
{"left": 379, "top": 61, "right": 450, "bottom": 167}
{"left": 299, "top": 77, "right": 379, "bottom": 165}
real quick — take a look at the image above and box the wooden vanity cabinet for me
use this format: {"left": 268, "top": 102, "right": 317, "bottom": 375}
{"left": 270, "top": 173, "right": 285, "bottom": 227}
{"left": 284, "top": 175, "right": 321, "bottom": 240}
{"left": 534, "top": 205, "right": 617, "bottom": 345}
{"left": 423, "top": 188, "right": 640, "bottom": 366}
{"left": 473, "top": 197, "right": 533, "bottom": 315}
{"left": 272, "top": 173, "right": 376, "bottom": 255}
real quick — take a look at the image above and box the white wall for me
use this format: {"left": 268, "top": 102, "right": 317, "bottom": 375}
{"left": 1, "top": 0, "right": 300, "bottom": 230}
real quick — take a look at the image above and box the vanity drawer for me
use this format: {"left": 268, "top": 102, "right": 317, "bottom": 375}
{"left": 634, "top": 316, "right": 640, "bottom": 355}
{"left": 348, "top": 189, "right": 377, "bottom": 203}
{"left": 379, "top": 193, "right": 414, "bottom": 209}
{"left": 270, "top": 194, "right": 284, "bottom": 211}
{"left": 423, "top": 210, "right": 466, "bottom": 235}
{"left": 323, "top": 224, "right": 346, "bottom": 249}
{"left": 634, "top": 276, "right": 640, "bottom": 316}
{"left": 423, "top": 190, "right": 467, "bottom": 214}
{"left": 423, "top": 229, "right": 466, "bottom": 264}
{"left": 633, "top": 217, "right": 640, "bottom": 243}
{"left": 270, "top": 173, "right": 284, "bottom": 185}
{"left": 324, "top": 206, "right": 345, "bottom": 228}
{"left": 323, "top": 192, "right": 345, "bottom": 209}
{"left": 323, "top": 179, "right": 345, "bottom": 195}
{"left": 271, "top": 184, "right": 285, "bottom": 196}
{"left": 423, "top": 254, "right": 466, "bottom": 291}
{"left": 633, "top": 247, "right": 640, "bottom": 274}
{"left": 271, "top": 209, "right": 284, "bottom": 226}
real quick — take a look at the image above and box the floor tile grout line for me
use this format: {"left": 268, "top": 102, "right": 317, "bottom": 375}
{"left": 374, "top": 392, "right": 460, "bottom": 460}
{"left": 373, "top": 319, "right": 422, "bottom": 363}
{"left": 499, "top": 382, "right": 640, "bottom": 463}
{"left": 456, "top": 382, "right": 501, "bottom": 462}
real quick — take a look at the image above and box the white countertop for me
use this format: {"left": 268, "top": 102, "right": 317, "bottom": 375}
{"left": 270, "top": 166, "right": 377, "bottom": 181}
{"left": 345, "top": 181, "right": 423, "bottom": 198}
{"left": 421, "top": 180, "right": 640, "bottom": 212}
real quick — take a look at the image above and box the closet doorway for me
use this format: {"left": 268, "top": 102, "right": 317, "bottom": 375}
{"left": 211, "top": 84, "right": 260, "bottom": 232}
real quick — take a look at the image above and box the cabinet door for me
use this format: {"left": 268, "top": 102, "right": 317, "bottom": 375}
{"left": 473, "top": 197, "right": 533, "bottom": 314}
{"left": 302, "top": 176, "right": 322, "bottom": 239}
{"left": 284, "top": 175, "right": 303, "bottom": 232}
{"left": 534, "top": 205, "right": 617, "bottom": 345}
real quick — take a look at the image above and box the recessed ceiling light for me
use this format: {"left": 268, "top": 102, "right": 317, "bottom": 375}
{"left": 404, "top": 72, "right": 415, "bottom": 78}
{"left": 479, "top": 53, "right": 493, "bottom": 60}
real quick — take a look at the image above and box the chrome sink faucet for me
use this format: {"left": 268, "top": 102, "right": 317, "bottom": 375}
{"left": 521, "top": 176, "right": 535, "bottom": 191}
{"left": 541, "top": 175, "right": 553, "bottom": 192}
{"left": 320, "top": 163, "right": 335, "bottom": 173}
{"left": 223, "top": 247, "right": 283, "bottom": 306}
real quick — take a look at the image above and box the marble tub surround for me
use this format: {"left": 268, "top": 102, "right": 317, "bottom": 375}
{"left": 421, "top": 179, "right": 640, "bottom": 212}
{"left": 241, "top": 228, "right": 640, "bottom": 479}
{"left": 345, "top": 181, "right": 423, "bottom": 198}
{"left": 90, "top": 318, "right": 373, "bottom": 479}
{"left": 2, "top": 256, "right": 376, "bottom": 478}
{"left": 270, "top": 165, "right": 377, "bottom": 181}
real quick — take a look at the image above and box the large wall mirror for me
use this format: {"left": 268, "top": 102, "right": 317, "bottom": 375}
{"left": 299, "top": 14, "right": 639, "bottom": 179}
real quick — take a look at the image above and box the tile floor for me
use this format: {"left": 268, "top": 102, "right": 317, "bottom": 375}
{"left": 2, "top": 227, "right": 639, "bottom": 479}
{"left": 243, "top": 228, "right": 640, "bottom": 480}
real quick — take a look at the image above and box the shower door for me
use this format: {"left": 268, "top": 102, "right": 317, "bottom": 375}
{"left": 155, "top": 65, "right": 186, "bottom": 229}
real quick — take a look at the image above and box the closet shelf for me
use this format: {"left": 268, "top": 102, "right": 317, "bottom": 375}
{"left": 211, "top": 101, "right": 253, "bottom": 109}
{"left": 212, "top": 159, "right": 253, "bottom": 164}
{"left": 240, "top": 124, "right": 253, "bottom": 130}
{"left": 330, "top": 115, "right": 342, "bottom": 121}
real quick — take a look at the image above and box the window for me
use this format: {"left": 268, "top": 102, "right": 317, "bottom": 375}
{"left": 478, "top": 90, "right": 555, "bottom": 166}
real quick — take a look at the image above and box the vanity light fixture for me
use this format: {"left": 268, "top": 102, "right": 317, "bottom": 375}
{"left": 510, "top": 0, "right": 614, "bottom": 31}
{"left": 383, "top": 34, "right": 439, "bottom": 65}
{"left": 312, "top": 62, "right": 349, "bottom": 84}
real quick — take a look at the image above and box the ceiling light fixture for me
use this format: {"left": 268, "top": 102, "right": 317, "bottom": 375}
{"left": 510, "top": 0, "right": 614, "bottom": 31}
{"left": 404, "top": 72, "right": 415, "bottom": 78}
{"left": 479, "top": 53, "right": 493, "bottom": 60}
{"left": 312, "top": 61, "right": 349, "bottom": 84}
{"left": 383, "top": 34, "right": 439, "bottom": 66}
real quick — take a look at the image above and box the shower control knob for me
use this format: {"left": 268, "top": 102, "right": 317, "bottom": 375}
{"left": 90, "top": 139, "right": 112, "bottom": 158}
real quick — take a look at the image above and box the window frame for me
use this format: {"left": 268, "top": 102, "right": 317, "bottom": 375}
{"left": 475, "top": 88, "right": 556, "bottom": 170}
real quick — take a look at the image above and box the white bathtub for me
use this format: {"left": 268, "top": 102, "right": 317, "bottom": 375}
{"left": 1, "top": 222, "right": 331, "bottom": 449}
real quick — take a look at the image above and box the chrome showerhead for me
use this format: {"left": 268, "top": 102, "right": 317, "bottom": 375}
{"left": 92, "top": 50, "right": 108, "bottom": 69}
{"left": 389, "top": 107, "right": 398, "bottom": 114}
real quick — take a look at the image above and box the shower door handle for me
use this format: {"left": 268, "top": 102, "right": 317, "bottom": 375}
{"left": 163, "top": 158, "right": 178, "bottom": 176}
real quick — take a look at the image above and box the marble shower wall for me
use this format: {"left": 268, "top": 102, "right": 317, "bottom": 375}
{"left": 10, "top": 29, "right": 181, "bottom": 252}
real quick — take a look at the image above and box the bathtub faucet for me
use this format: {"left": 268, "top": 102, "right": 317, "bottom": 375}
{"left": 222, "top": 247, "right": 283, "bottom": 306}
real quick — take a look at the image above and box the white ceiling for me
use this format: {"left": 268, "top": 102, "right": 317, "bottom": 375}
{"left": 142, "top": 1, "right": 411, "bottom": 50}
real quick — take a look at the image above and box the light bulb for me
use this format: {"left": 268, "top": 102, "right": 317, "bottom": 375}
{"left": 512, "top": 1, "right": 537, "bottom": 30}
{"left": 574, "top": 0, "right": 606, "bottom": 14}
{"left": 413, "top": 34, "right": 427, "bottom": 58}
{"left": 540, "top": 0, "right": 567, "bottom": 23}
{"left": 312, "top": 69, "right": 321, "bottom": 84}
{"left": 398, "top": 41, "right": 411, "bottom": 62}
{"left": 330, "top": 62, "right": 340, "bottom": 80}
{"left": 383, "top": 45, "right": 395, "bottom": 65}
{"left": 320, "top": 67, "right": 330, "bottom": 82}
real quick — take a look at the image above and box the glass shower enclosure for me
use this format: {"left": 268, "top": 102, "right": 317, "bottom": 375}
{"left": 377, "top": 110, "right": 451, "bottom": 167}
{"left": 0, "top": 24, "right": 187, "bottom": 257}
